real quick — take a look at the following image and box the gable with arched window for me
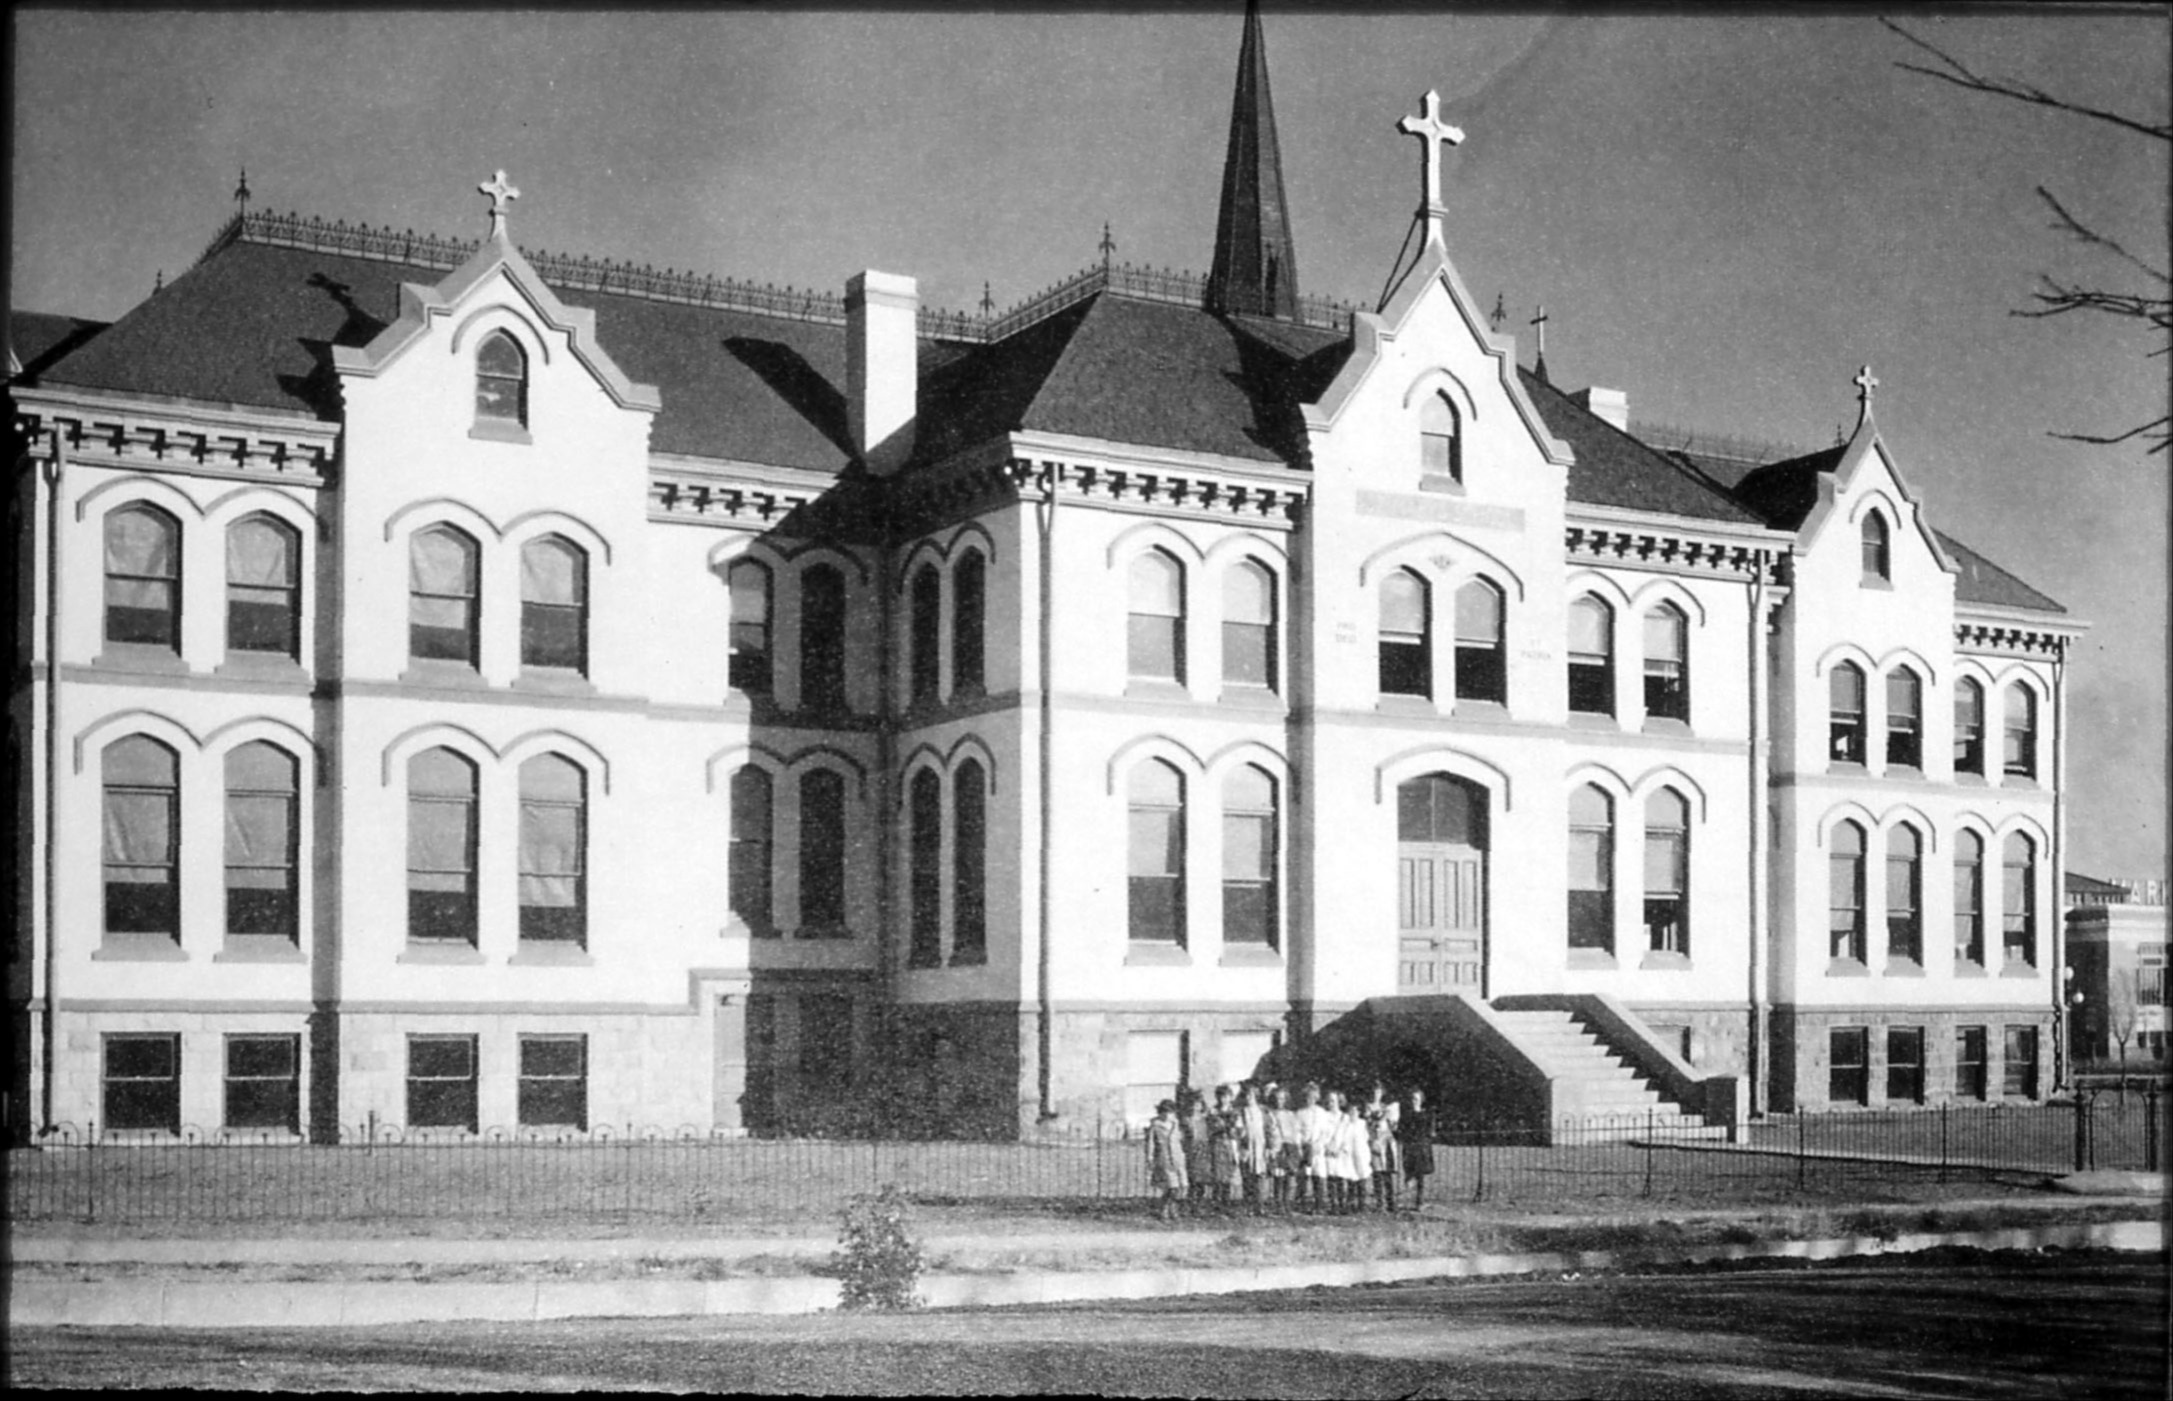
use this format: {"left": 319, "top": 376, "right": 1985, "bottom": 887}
{"left": 410, "top": 526, "right": 480, "bottom": 667}
{"left": 475, "top": 329, "right": 528, "bottom": 429}
{"left": 105, "top": 504, "right": 181, "bottom": 650}
{"left": 1419, "top": 391, "right": 1461, "bottom": 485}
{"left": 226, "top": 514, "right": 300, "bottom": 660}
{"left": 520, "top": 535, "right": 588, "bottom": 674}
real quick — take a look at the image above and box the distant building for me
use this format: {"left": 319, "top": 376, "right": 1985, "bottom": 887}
{"left": 8, "top": 7, "right": 2084, "bottom": 1142}
{"left": 2065, "top": 874, "right": 2168, "bottom": 1063}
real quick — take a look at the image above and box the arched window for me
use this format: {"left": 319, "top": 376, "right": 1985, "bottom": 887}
{"left": 1128, "top": 760, "right": 1186, "bottom": 945}
{"left": 908, "top": 768, "right": 943, "bottom": 968}
{"left": 1378, "top": 570, "right": 1430, "bottom": 698}
{"left": 475, "top": 330, "right": 528, "bottom": 427}
{"left": 1128, "top": 550, "right": 1185, "bottom": 682}
{"left": 798, "top": 768, "right": 847, "bottom": 933}
{"left": 103, "top": 736, "right": 179, "bottom": 940}
{"left": 1454, "top": 579, "right": 1505, "bottom": 704}
{"left": 2003, "top": 685, "right": 2037, "bottom": 778}
{"left": 409, "top": 526, "right": 479, "bottom": 667}
{"left": 1567, "top": 596, "right": 1614, "bottom": 716}
{"left": 1223, "top": 560, "right": 1276, "bottom": 690}
{"left": 407, "top": 747, "right": 478, "bottom": 945}
{"left": 226, "top": 514, "right": 300, "bottom": 659}
{"left": 910, "top": 562, "right": 943, "bottom": 705}
{"left": 2001, "top": 833, "right": 2036, "bottom": 967}
{"left": 518, "top": 754, "right": 586, "bottom": 947}
{"left": 105, "top": 505, "right": 180, "bottom": 649}
{"left": 1953, "top": 830, "right": 1985, "bottom": 967}
{"left": 1954, "top": 678, "right": 1986, "bottom": 775}
{"left": 1829, "top": 663, "right": 1866, "bottom": 765}
{"left": 520, "top": 536, "right": 587, "bottom": 674}
{"left": 953, "top": 552, "right": 986, "bottom": 696}
{"left": 1643, "top": 788, "right": 1688, "bottom": 957}
{"left": 1861, "top": 512, "right": 1891, "bottom": 583}
{"left": 1222, "top": 765, "right": 1278, "bottom": 948}
{"left": 1829, "top": 820, "right": 1866, "bottom": 964}
{"left": 728, "top": 560, "right": 771, "bottom": 696}
{"left": 952, "top": 759, "right": 988, "bottom": 965}
{"left": 1567, "top": 784, "right": 1614, "bottom": 955}
{"left": 1885, "top": 668, "right": 1922, "bottom": 770}
{"left": 799, "top": 564, "right": 848, "bottom": 712}
{"left": 225, "top": 742, "right": 298, "bottom": 941}
{"left": 728, "top": 767, "right": 774, "bottom": 935}
{"left": 1419, "top": 392, "right": 1460, "bottom": 484}
{"left": 1886, "top": 825, "right": 1922, "bottom": 966}
{"left": 1642, "top": 603, "right": 1688, "bottom": 722}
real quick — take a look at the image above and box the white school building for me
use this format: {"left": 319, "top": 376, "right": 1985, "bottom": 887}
{"left": 7, "top": 8, "right": 2082, "bottom": 1142}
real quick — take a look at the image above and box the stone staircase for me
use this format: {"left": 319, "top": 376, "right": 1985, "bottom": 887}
{"left": 1488, "top": 1007, "right": 1725, "bottom": 1141}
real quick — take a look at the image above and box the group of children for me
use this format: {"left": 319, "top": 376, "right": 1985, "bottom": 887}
{"left": 1142, "top": 1080, "right": 1439, "bottom": 1222}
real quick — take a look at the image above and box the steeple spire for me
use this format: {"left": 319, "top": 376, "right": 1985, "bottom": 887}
{"left": 1205, "top": 0, "right": 1299, "bottom": 320}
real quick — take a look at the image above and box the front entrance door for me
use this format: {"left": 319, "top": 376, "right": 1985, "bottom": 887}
{"left": 1396, "top": 774, "right": 1487, "bottom": 993}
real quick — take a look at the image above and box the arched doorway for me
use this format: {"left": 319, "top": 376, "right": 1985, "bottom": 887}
{"left": 1396, "top": 773, "right": 1488, "bottom": 994}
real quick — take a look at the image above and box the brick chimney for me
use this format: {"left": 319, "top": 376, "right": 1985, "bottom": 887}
{"left": 846, "top": 270, "right": 918, "bottom": 476}
{"left": 1574, "top": 386, "right": 1629, "bottom": 432}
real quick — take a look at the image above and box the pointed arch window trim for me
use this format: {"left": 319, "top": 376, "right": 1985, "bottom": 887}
{"left": 475, "top": 329, "right": 529, "bottom": 429}
{"left": 226, "top": 513, "right": 301, "bottom": 659}
{"left": 908, "top": 767, "right": 943, "bottom": 968}
{"left": 1453, "top": 578, "right": 1505, "bottom": 704}
{"left": 520, "top": 535, "right": 589, "bottom": 675}
{"left": 951, "top": 758, "right": 989, "bottom": 965}
{"left": 1567, "top": 784, "right": 1615, "bottom": 957}
{"left": 1829, "top": 662, "right": 1867, "bottom": 767}
{"left": 409, "top": 526, "right": 481, "bottom": 667}
{"left": 728, "top": 766, "right": 775, "bottom": 936}
{"left": 1378, "top": 569, "right": 1430, "bottom": 699}
{"left": 1419, "top": 391, "right": 1462, "bottom": 485}
{"left": 1222, "top": 559, "right": 1277, "bottom": 691}
{"left": 224, "top": 741, "right": 300, "bottom": 941}
{"left": 1221, "top": 765, "right": 1279, "bottom": 949}
{"left": 1127, "top": 759, "right": 1187, "bottom": 946}
{"left": 1641, "top": 603, "right": 1688, "bottom": 723}
{"left": 1953, "top": 829, "right": 1987, "bottom": 968}
{"left": 1828, "top": 820, "right": 1868, "bottom": 966}
{"left": 1886, "top": 824, "right": 1924, "bottom": 966}
{"left": 909, "top": 562, "right": 944, "bottom": 705}
{"left": 1861, "top": 511, "right": 1892, "bottom": 584}
{"left": 103, "top": 735, "right": 181, "bottom": 941}
{"left": 104, "top": 504, "right": 182, "bottom": 650}
{"left": 517, "top": 753, "right": 587, "bottom": 947}
{"left": 1567, "top": 596, "right": 1614, "bottom": 716}
{"left": 407, "top": 747, "right": 479, "bottom": 946}
{"left": 1127, "top": 550, "right": 1186, "bottom": 683}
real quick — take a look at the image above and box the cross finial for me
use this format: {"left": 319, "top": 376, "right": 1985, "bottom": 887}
{"left": 478, "top": 169, "right": 521, "bottom": 238}
{"left": 1489, "top": 292, "right": 1506, "bottom": 332}
{"left": 979, "top": 281, "right": 994, "bottom": 320}
{"left": 1530, "top": 303, "right": 1550, "bottom": 355}
{"left": 1398, "top": 89, "right": 1465, "bottom": 233}
{"left": 233, "top": 167, "right": 251, "bottom": 213}
{"left": 1853, "top": 363, "right": 1879, "bottom": 413}
{"left": 1099, "top": 221, "right": 1116, "bottom": 270}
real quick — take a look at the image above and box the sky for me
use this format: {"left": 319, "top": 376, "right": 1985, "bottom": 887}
{"left": 11, "top": 5, "right": 2169, "bottom": 881}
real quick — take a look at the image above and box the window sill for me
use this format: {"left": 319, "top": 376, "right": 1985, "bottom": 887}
{"left": 1883, "top": 958, "right": 1925, "bottom": 978}
{"left": 1218, "top": 945, "right": 1283, "bottom": 968}
{"left": 1374, "top": 694, "right": 1436, "bottom": 716}
{"left": 510, "top": 943, "right": 593, "bottom": 967}
{"left": 214, "top": 655, "right": 309, "bottom": 684}
{"left": 92, "top": 645, "right": 190, "bottom": 676}
{"left": 468, "top": 421, "right": 532, "bottom": 445}
{"left": 792, "top": 924, "right": 856, "bottom": 941}
{"left": 1416, "top": 475, "right": 1465, "bottom": 496}
{"left": 947, "top": 951, "right": 989, "bottom": 968}
{"left": 512, "top": 670, "right": 596, "bottom": 697}
{"left": 2001, "top": 774, "right": 2040, "bottom": 791}
{"left": 397, "top": 943, "right": 484, "bottom": 965}
{"left": 1638, "top": 950, "right": 1691, "bottom": 971}
{"left": 1884, "top": 763, "right": 1924, "bottom": 781}
{"left": 1954, "top": 959, "right": 1988, "bottom": 977}
{"left": 1827, "top": 761, "right": 1868, "bottom": 777}
{"left": 92, "top": 938, "right": 187, "bottom": 962}
{"left": 1566, "top": 711, "right": 1619, "bottom": 731}
{"left": 398, "top": 661, "right": 488, "bottom": 690}
{"left": 1124, "top": 943, "right": 1192, "bottom": 967}
{"left": 1452, "top": 698, "right": 1510, "bottom": 721}
{"left": 905, "top": 955, "right": 944, "bottom": 971}
{"left": 1567, "top": 948, "right": 1617, "bottom": 970}
{"left": 1641, "top": 716, "right": 1692, "bottom": 736}
{"left": 1954, "top": 772, "right": 1988, "bottom": 787}
{"left": 1215, "top": 684, "right": 1283, "bottom": 711}
{"left": 2000, "top": 962, "right": 2041, "bottom": 979}
{"left": 1826, "top": 958, "right": 1870, "bottom": 978}
{"left": 214, "top": 938, "right": 305, "bottom": 964}
{"left": 1860, "top": 577, "right": 1895, "bottom": 592}
{"left": 1123, "top": 679, "right": 1191, "bottom": 704}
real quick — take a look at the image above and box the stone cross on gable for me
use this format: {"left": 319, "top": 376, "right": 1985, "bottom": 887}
{"left": 1398, "top": 89, "right": 1465, "bottom": 227}
{"left": 1530, "top": 304, "right": 1550, "bottom": 358}
{"left": 479, "top": 169, "right": 521, "bottom": 238}
{"left": 1854, "top": 364, "right": 1879, "bottom": 411}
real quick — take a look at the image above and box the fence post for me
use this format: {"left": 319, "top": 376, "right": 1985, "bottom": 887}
{"left": 1473, "top": 1117, "right": 1486, "bottom": 1204}
{"left": 1795, "top": 1111, "right": 1806, "bottom": 1193}
{"left": 1642, "top": 1107, "right": 1654, "bottom": 1198}
{"left": 2144, "top": 1086, "right": 2160, "bottom": 1173}
{"left": 2073, "top": 1091, "right": 2088, "bottom": 1172}
{"left": 83, "top": 1122, "right": 97, "bottom": 1225}
{"left": 1939, "top": 1101, "right": 1949, "bottom": 1184}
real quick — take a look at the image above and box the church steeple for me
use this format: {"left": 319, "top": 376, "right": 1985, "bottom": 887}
{"left": 1205, "top": 0, "right": 1299, "bottom": 320}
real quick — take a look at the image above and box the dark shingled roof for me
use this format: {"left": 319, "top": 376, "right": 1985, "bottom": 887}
{"left": 1518, "top": 368, "right": 1765, "bottom": 525}
{"left": 1932, "top": 528, "right": 2066, "bottom": 614}
{"left": 9, "top": 310, "right": 107, "bottom": 379}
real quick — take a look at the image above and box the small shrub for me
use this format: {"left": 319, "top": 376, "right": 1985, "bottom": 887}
{"left": 832, "top": 1184, "right": 925, "bottom": 1311}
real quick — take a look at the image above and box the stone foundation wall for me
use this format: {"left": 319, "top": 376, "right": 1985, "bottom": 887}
{"left": 47, "top": 1007, "right": 313, "bottom": 1136}
{"left": 1770, "top": 1006, "right": 2053, "bottom": 1112}
{"left": 1624, "top": 1003, "right": 1751, "bottom": 1076}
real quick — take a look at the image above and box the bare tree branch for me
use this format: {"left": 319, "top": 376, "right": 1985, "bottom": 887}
{"left": 2050, "top": 418, "right": 2171, "bottom": 455}
{"left": 2036, "top": 187, "right": 2171, "bottom": 285}
{"left": 1883, "top": 19, "right": 2173, "bottom": 143}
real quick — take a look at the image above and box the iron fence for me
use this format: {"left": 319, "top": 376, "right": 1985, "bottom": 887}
{"left": 8, "top": 1091, "right": 2161, "bottom": 1228}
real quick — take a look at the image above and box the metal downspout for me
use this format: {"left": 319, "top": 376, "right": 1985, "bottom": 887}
{"left": 1035, "top": 461, "right": 1057, "bottom": 1123}
{"left": 2051, "top": 640, "right": 2069, "bottom": 1088}
{"left": 1746, "top": 564, "right": 1770, "bottom": 1117}
{"left": 39, "top": 428, "right": 64, "bottom": 1135}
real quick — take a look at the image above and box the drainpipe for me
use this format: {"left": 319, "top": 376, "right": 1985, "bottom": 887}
{"left": 876, "top": 532, "right": 897, "bottom": 1091}
{"left": 39, "top": 426, "right": 65, "bottom": 1136}
{"left": 1034, "top": 460, "right": 1058, "bottom": 1123}
{"left": 2051, "top": 639, "right": 2069, "bottom": 1089}
{"left": 1745, "top": 561, "right": 1770, "bottom": 1117}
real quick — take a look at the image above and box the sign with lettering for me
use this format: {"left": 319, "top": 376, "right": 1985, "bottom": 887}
{"left": 1356, "top": 489, "right": 1524, "bottom": 532}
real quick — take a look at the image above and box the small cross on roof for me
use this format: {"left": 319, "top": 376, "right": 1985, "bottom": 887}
{"left": 1854, "top": 364, "right": 1879, "bottom": 409}
{"left": 479, "top": 169, "right": 521, "bottom": 238}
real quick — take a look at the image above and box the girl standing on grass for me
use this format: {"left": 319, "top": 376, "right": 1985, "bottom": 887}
{"left": 1335, "top": 1096, "right": 1371, "bottom": 1212}
{"left": 1367, "top": 1098, "right": 1400, "bottom": 1212}
{"left": 1299, "top": 1085, "right": 1336, "bottom": 1213}
{"left": 1208, "top": 1085, "right": 1242, "bottom": 1211}
{"left": 1265, "top": 1085, "right": 1299, "bottom": 1213}
{"left": 1236, "top": 1083, "right": 1269, "bottom": 1215}
{"left": 1398, "top": 1086, "right": 1437, "bottom": 1211}
{"left": 1181, "top": 1089, "right": 1211, "bottom": 1207}
{"left": 1145, "top": 1098, "right": 1188, "bottom": 1222}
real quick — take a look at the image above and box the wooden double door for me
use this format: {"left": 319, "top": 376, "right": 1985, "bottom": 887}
{"left": 1396, "top": 774, "right": 1487, "bottom": 994}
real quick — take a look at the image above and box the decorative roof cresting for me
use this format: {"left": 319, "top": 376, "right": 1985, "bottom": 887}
{"left": 479, "top": 169, "right": 520, "bottom": 239}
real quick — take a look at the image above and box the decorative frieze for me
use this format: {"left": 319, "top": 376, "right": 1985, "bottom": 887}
{"left": 1011, "top": 457, "right": 1304, "bottom": 526}
{"left": 648, "top": 475, "right": 818, "bottom": 526}
{"left": 17, "top": 407, "right": 334, "bottom": 486}
{"left": 1955, "top": 622, "right": 2069, "bottom": 660}
{"left": 1564, "top": 523, "right": 1783, "bottom": 583}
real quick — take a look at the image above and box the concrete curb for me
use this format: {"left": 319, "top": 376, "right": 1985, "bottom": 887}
{"left": 11, "top": 1218, "right": 2160, "bottom": 1328}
